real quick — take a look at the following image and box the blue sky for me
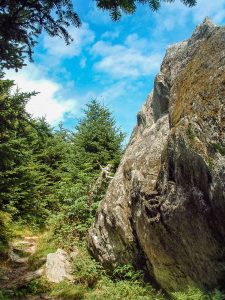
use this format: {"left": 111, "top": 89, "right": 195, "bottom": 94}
{"left": 6, "top": 0, "right": 225, "bottom": 138}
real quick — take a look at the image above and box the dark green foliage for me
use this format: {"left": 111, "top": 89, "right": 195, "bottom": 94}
{"left": 69, "top": 99, "right": 124, "bottom": 218}
{"left": 51, "top": 100, "right": 125, "bottom": 239}
{"left": 95, "top": 0, "right": 197, "bottom": 20}
{"left": 112, "top": 264, "right": 144, "bottom": 282}
{"left": 0, "top": 80, "right": 124, "bottom": 246}
{"left": 0, "top": 0, "right": 81, "bottom": 70}
{"left": 0, "top": 211, "right": 11, "bottom": 255}
{"left": 72, "top": 244, "right": 104, "bottom": 288}
{"left": 0, "top": 78, "right": 68, "bottom": 225}
{"left": 71, "top": 99, "right": 125, "bottom": 178}
{"left": 0, "top": 79, "right": 36, "bottom": 215}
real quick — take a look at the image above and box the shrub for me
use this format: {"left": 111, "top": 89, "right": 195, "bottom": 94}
{"left": 72, "top": 245, "right": 104, "bottom": 288}
{"left": 112, "top": 264, "right": 144, "bottom": 282}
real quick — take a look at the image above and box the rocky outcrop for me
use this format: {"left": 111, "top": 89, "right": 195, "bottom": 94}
{"left": 88, "top": 18, "right": 225, "bottom": 292}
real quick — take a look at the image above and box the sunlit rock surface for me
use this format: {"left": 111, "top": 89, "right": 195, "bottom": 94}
{"left": 88, "top": 18, "right": 225, "bottom": 292}
{"left": 46, "top": 249, "right": 73, "bottom": 283}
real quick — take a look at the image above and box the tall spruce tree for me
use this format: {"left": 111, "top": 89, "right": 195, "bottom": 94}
{"left": 0, "top": 79, "right": 36, "bottom": 215}
{"left": 0, "top": 79, "right": 69, "bottom": 225}
{"left": 71, "top": 99, "right": 125, "bottom": 180}
{"left": 52, "top": 100, "right": 125, "bottom": 239}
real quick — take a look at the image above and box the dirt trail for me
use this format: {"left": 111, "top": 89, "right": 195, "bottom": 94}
{"left": 0, "top": 236, "right": 49, "bottom": 299}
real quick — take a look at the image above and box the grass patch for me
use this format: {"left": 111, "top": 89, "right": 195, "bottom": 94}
{"left": 29, "top": 232, "right": 57, "bottom": 270}
{"left": 69, "top": 244, "right": 165, "bottom": 299}
{"left": 25, "top": 271, "right": 165, "bottom": 300}
{"left": 86, "top": 277, "right": 164, "bottom": 300}
{"left": 172, "top": 286, "right": 225, "bottom": 300}
{"left": 0, "top": 211, "right": 36, "bottom": 258}
{"left": 8, "top": 236, "right": 225, "bottom": 300}
{"left": 51, "top": 281, "right": 86, "bottom": 300}
{"left": 25, "top": 277, "right": 52, "bottom": 296}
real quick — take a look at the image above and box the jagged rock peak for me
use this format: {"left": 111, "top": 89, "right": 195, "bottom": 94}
{"left": 88, "top": 19, "right": 225, "bottom": 293}
{"left": 191, "top": 17, "right": 217, "bottom": 41}
{"left": 195, "top": 16, "right": 216, "bottom": 32}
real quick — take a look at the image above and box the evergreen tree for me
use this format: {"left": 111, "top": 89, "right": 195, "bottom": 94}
{"left": 0, "top": 78, "right": 36, "bottom": 215}
{"left": 0, "top": 0, "right": 81, "bottom": 70}
{"left": 52, "top": 100, "right": 125, "bottom": 239}
{"left": 0, "top": 78, "right": 69, "bottom": 224}
{"left": 71, "top": 99, "right": 125, "bottom": 181}
{"left": 0, "top": 82, "right": 125, "bottom": 242}
{"left": 95, "top": 0, "right": 197, "bottom": 20}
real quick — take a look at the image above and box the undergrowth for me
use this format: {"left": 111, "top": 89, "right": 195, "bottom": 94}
{"left": 26, "top": 233, "right": 165, "bottom": 300}
{"left": 172, "top": 287, "right": 225, "bottom": 300}
{"left": 2, "top": 229, "right": 225, "bottom": 300}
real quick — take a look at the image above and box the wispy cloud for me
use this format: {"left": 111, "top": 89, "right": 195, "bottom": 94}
{"left": 43, "top": 22, "right": 95, "bottom": 62}
{"left": 91, "top": 33, "right": 162, "bottom": 79}
{"left": 101, "top": 30, "right": 120, "bottom": 40}
{"left": 152, "top": 0, "right": 225, "bottom": 36}
{"left": 191, "top": 0, "right": 225, "bottom": 23}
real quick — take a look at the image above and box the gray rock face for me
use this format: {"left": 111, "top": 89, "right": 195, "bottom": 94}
{"left": 88, "top": 18, "right": 225, "bottom": 292}
{"left": 46, "top": 249, "right": 73, "bottom": 283}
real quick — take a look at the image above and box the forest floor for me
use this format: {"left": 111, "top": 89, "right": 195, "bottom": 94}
{"left": 0, "top": 235, "right": 50, "bottom": 300}
{"left": 2, "top": 232, "right": 220, "bottom": 300}
{"left": 0, "top": 230, "right": 168, "bottom": 300}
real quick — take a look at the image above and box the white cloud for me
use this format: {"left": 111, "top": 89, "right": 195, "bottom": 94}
{"left": 6, "top": 65, "right": 79, "bottom": 125}
{"left": 43, "top": 22, "right": 95, "bottom": 61}
{"left": 153, "top": 0, "right": 225, "bottom": 35}
{"left": 91, "top": 35, "right": 162, "bottom": 79}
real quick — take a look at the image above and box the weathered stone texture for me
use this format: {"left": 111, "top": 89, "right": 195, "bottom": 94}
{"left": 88, "top": 18, "right": 225, "bottom": 292}
{"left": 46, "top": 249, "right": 73, "bottom": 283}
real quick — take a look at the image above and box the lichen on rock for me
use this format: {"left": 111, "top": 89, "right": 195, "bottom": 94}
{"left": 88, "top": 18, "right": 225, "bottom": 293}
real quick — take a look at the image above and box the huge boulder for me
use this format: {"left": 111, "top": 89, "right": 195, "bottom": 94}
{"left": 88, "top": 18, "right": 225, "bottom": 292}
